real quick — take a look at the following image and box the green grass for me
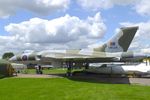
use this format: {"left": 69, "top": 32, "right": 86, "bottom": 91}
{"left": 0, "top": 77, "right": 150, "bottom": 100}
{"left": 22, "top": 68, "right": 82, "bottom": 74}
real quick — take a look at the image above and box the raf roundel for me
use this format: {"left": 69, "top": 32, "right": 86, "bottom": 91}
{"left": 22, "top": 55, "right": 28, "bottom": 61}
{"left": 109, "top": 42, "right": 116, "bottom": 46}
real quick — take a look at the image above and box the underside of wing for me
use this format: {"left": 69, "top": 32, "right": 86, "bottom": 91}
{"left": 40, "top": 55, "right": 119, "bottom": 63}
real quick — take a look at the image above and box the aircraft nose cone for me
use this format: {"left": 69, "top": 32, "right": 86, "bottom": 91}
{"left": 9, "top": 56, "right": 17, "bottom": 62}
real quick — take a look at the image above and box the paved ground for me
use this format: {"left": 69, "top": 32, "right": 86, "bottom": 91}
{"left": 129, "top": 78, "right": 150, "bottom": 86}
{"left": 15, "top": 74, "right": 63, "bottom": 78}
{"left": 14, "top": 74, "right": 150, "bottom": 86}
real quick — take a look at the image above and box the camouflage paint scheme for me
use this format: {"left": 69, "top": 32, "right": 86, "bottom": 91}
{"left": 10, "top": 26, "right": 140, "bottom": 64}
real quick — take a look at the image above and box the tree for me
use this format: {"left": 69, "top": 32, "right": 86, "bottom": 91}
{"left": 2, "top": 52, "right": 14, "bottom": 60}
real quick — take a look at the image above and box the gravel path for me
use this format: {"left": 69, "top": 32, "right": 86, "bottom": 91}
{"left": 129, "top": 78, "right": 150, "bottom": 86}
{"left": 15, "top": 74, "right": 63, "bottom": 78}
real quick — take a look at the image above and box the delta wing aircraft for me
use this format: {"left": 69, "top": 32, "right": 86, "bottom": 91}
{"left": 10, "top": 26, "right": 139, "bottom": 68}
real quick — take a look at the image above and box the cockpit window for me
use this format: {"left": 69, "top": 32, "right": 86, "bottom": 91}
{"left": 22, "top": 50, "right": 34, "bottom": 53}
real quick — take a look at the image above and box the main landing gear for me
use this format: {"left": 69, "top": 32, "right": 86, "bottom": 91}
{"left": 66, "top": 61, "right": 89, "bottom": 77}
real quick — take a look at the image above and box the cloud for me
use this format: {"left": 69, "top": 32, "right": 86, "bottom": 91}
{"left": 141, "top": 48, "right": 150, "bottom": 54}
{"left": 0, "top": 0, "right": 70, "bottom": 18}
{"left": 120, "top": 21, "right": 150, "bottom": 53}
{"left": 76, "top": 0, "right": 112, "bottom": 10}
{"left": 76, "top": 0, "right": 150, "bottom": 16}
{"left": 76, "top": 0, "right": 137, "bottom": 11}
{"left": 5, "top": 12, "right": 106, "bottom": 43}
{"left": 1, "top": 12, "right": 106, "bottom": 55}
{"left": 134, "top": 0, "right": 150, "bottom": 16}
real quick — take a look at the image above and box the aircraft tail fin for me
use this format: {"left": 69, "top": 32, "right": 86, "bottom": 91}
{"left": 94, "top": 26, "right": 139, "bottom": 52}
